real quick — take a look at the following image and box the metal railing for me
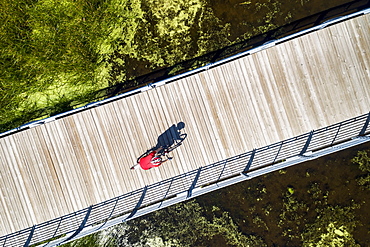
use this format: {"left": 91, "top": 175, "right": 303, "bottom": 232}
{"left": 1, "top": 112, "right": 369, "bottom": 247}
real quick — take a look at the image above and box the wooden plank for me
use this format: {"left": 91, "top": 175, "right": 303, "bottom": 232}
{"left": 184, "top": 75, "right": 219, "bottom": 165}
{"left": 175, "top": 78, "right": 209, "bottom": 170}
{"left": 331, "top": 20, "right": 369, "bottom": 114}
{"left": 0, "top": 141, "right": 18, "bottom": 233}
{"left": 0, "top": 136, "right": 36, "bottom": 230}
{"left": 37, "top": 125, "right": 75, "bottom": 214}
{"left": 70, "top": 113, "right": 107, "bottom": 202}
{"left": 242, "top": 56, "right": 283, "bottom": 144}
{"left": 90, "top": 107, "right": 124, "bottom": 195}
{"left": 57, "top": 119, "right": 93, "bottom": 208}
{"left": 0, "top": 184, "right": 13, "bottom": 233}
{"left": 329, "top": 23, "right": 358, "bottom": 113}
{"left": 14, "top": 130, "right": 51, "bottom": 222}
{"left": 126, "top": 95, "right": 159, "bottom": 185}
{"left": 62, "top": 117, "right": 100, "bottom": 205}
{"left": 111, "top": 100, "right": 146, "bottom": 189}
{"left": 27, "top": 128, "right": 60, "bottom": 219}
{"left": 110, "top": 100, "right": 143, "bottom": 190}
{"left": 158, "top": 80, "right": 192, "bottom": 174}
{"left": 298, "top": 33, "right": 333, "bottom": 127}
{"left": 250, "top": 51, "right": 291, "bottom": 142}
{"left": 234, "top": 57, "right": 268, "bottom": 148}
{"left": 75, "top": 111, "right": 115, "bottom": 201}
{"left": 187, "top": 74, "right": 223, "bottom": 162}
{"left": 294, "top": 35, "right": 329, "bottom": 128}
{"left": 155, "top": 83, "right": 192, "bottom": 175}
{"left": 263, "top": 48, "right": 298, "bottom": 138}
{"left": 281, "top": 39, "right": 325, "bottom": 130}
{"left": 207, "top": 66, "right": 245, "bottom": 155}
{"left": 348, "top": 16, "right": 370, "bottom": 102}
{"left": 216, "top": 62, "right": 254, "bottom": 152}
{"left": 195, "top": 73, "right": 229, "bottom": 159}
{"left": 272, "top": 42, "right": 314, "bottom": 134}
{"left": 88, "top": 109, "right": 120, "bottom": 197}
{"left": 137, "top": 92, "right": 165, "bottom": 185}
{"left": 97, "top": 103, "right": 133, "bottom": 193}
{"left": 145, "top": 88, "right": 177, "bottom": 179}
{"left": 116, "top": 98, "right": 147, "bottom": 188}
{"left": 198, "top": 71, "right": 234, "bottom": 156}
{"left": 43, "top": 121, "right": 84, "bottom": 210}
{"left": 231, "top": 58, "right": 269, "bottom": 149}
{"left": 34, "top": 126, "right": 69, "bottom": 216}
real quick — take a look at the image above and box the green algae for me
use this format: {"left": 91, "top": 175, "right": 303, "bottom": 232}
{"left": 115, "top": 0, "right": 231, "bottom": 69}
{"left": 352, "top": 150, "right": 370, "bottom": 190}
{"left": 301, "top": 204, "right": 360, "bottom": 247}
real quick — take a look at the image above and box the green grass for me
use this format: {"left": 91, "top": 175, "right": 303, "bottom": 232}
{"left": 0, "top": 0, "right": 145, "bottom": 132}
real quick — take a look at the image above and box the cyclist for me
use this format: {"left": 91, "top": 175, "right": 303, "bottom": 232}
{"left": 131, "top": 147, "right": 171, "bottom": 170}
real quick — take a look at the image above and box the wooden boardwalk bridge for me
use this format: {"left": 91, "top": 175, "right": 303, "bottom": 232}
{"left": 0, "top": 10, "right": 370, "bottom": 245}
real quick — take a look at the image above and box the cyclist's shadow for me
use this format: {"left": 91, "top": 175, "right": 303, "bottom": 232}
{"left": 135, "top": 122, "right": 187, "bottom": 168}
{"left": 137, "top": 122, "right": 187, "bottom": 162}
{"left": 153, "top": 122, "right": 187, "bottom": 150}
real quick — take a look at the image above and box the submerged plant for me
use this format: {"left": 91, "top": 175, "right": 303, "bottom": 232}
{"left": 75, "top": 200, "right": 267, "bottom": 246}
{"left": 303, "top": 222, "right": 360, "bottom": 247}
{"left": 278, "top": 191, "right": 309, "bottom": 239}
{"left": 301, "top": 204, "right": 360, "bottom": 246}
{"left": 352, "top": 150, "right": 370, "bottom": 190}
{"left": 117, "top": 0, "right": 231, "bottom": 69}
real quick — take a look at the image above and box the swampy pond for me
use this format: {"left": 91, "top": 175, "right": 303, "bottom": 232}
{"left": 61, "top": 0, "right": 370, "bottom": 246}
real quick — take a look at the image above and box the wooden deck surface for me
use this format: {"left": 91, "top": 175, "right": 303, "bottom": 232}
{"left": 1, "top": 14, "right": 370, "bottom": 236}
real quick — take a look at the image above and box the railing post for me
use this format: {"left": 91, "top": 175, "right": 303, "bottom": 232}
{"left": 331, "top": 123, "right": 342, "bottom": 145}
{"left": 359, "top": 112, "right": 370, "bottom": 136}
{"left": 217, "top": 159, "right": 228, "bottom": 182}
{"left": 62, "top": 206, "right": 93, "bottom": 244}
{"left": 96, "top": 197, "right": 120, "bottom": 231}
{"left": 243, "top": 149, "right": 256, "bottom": 173}
{"left": 187, "top": 168, "right": 201, "bottom": 198}
{"left": 24, "top": 225, "right": 35, "bottom": 247}
{"left": 126, "top": 186, "right": 147, "bottom": 220}
{"left": 273, "top": 142, "right": 283, "bottom": 163}
{"left": 300, "top": 131, "right": 314, "bottom": 155}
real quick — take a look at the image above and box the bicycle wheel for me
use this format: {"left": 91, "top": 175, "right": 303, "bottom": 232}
{"left": 166, "top": 140, "right": 182, "bottom": 153}
{"left": 151, "top": 156, "right": 162, "bottom": 165}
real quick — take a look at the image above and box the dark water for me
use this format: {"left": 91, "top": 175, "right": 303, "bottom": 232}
{"left": 198, "top": 142, "right": 370, "bottom": 246}
{"left": 208, "top": 0, "right": 350, "bottom": 40}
